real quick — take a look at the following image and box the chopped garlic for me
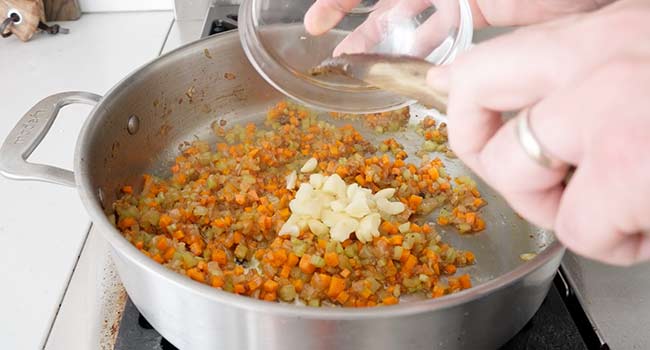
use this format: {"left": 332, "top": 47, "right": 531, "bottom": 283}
{"left": 398, "top": 222, "right": 411, "bottom": 234}
{"left": 282, "top": 173, "right": 405, "bottom": 242}
{"left": 309, "top": 173, "right": 325, "bottom": 189}
{"left": 375, "top": 188, "right": 396, "bottom": 199}
{"left": 330, "top": 199, "right": 347, "bottom": 212}
{"left": 301, "top": 157, "right": 318, "bottom": 173}
{"left": 345, "top": 191, "right": 371, "bottom": 218}
{"left": 376, "top": 197, "right": 406, "bottom": 215}
{"left": 356, "top": 213, "right": 381, "bottom": 243}
{"left": 330, "top": 217, "right": 359, "bottom": 242}
{"left": 286, "top": 171, "right": 297, "bottom": 190}
{"left": 308, "top": 219, "right": 329, "bottom": 237}
{"left": 322, "top": 173, "right": 346, "bottom": 198}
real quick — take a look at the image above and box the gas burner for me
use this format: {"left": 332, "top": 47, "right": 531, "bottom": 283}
{"left": 201, "top": 4, "right": 239, "bottom": 37}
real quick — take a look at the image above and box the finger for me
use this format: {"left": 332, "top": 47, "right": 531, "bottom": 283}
{"left": 551, "top": 62, "right": 650, "bottom": 265}
{"left": 477, "top": 114, "right": 568, "bottom": 228}
{"left": 469, "top": 0, "right": 605, "bottom": 27}
{"left": 410, "top": 0, "right": 459, "bottom": 58}
{"left": 442, "top": 16, "right": 614, "bottom": 162}
{"left": 556, "top": 162, "right": 650, "bottom": 266}
{"left": 333, "top": 0, "right": 432, "bottom": 56}
{"left": 304, "top": 0, "right": 362, "bottom": 35}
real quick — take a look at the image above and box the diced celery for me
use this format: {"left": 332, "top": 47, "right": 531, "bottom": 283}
{"left": 234, "top": 244, "right": 249, "bottom": 260}
{"left": 310, "top": 255, "right": 325, "bottom": 268}
{"left": 393, "top": 246, "right": 403, "bottom": 260}
{"left": 279, "top": 285, "right": 297, "bottom": 302}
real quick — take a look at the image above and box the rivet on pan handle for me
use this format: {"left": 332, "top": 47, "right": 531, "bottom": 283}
{"left": 0, "top": 91, "right": 102, "bottom": 187}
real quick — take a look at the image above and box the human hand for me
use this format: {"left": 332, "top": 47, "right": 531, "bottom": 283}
{"left": 430, "top": 0, "right": 650, "bottom": 265}
{"left": 304, "top": 0, "right": 611, "bottom": 57}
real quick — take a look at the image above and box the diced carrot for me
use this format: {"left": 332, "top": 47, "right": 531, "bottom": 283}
{"left": 382, "top": 296, "right": 399, "bottom": 305}
{"left": 286, "top": 253, "right": 299, "bottom": 267}
{"left": 408, "top": 195, "right": 423, "bottom": 210}
{"left": 459, "top": 274, "right": 472, "bottom": 289}
{"left": 280, "top": 265, "right": 291, "bottom": 279}
{"left": 432, "top": 285, "right": 445, "bottom": 298}
{"left": 190, "top": 242, "right": 203, "bottom": 256}
{"left": 121, "top": 185, "right": 133, "bottom": 194}
{"left": 118, "top": 217, "right": 137, "bottom": 229}
{"left": 299, "top": 255, "right": 316, "bottom": 274}
{"left": 473, "top": 198, "right": 484, "bottom": 207}
{"left": 263, "top": 291, "right": 277, "bottom": 301}
{"left": 473, "top": 218, "right": 486, "bottom": 231}
{"left": 234, "top": 265, "right": 244, "bottom": 276}
{"left": 359, "top": 288, "right": 372, "bottom": 299}
{"left": 234, "top": 284, "right": 246, "bottom": 294}
{"left": 465, "top": 212, "right": 476, "bottom": 225}
{"left": 235, "top": 194, "right": 246, "bottom": 205}
{"left": 444, "top": 264, "right": 457, "bottom": 275}
{"left": 440, "top": 182, "right": 451, "bottom": 191}
{"left": 248, "top": 277, "right": 263, "bottom": 291}
{"left": 135, "top": 241, "right": 144, "bottom": 249}
{"left": 402, "top": 254, "right": 417, "bottom": 275}
{"left": 428, "top": 167, "right": 439, "bottom": 181}
{"left": 311, "top": 273, "right": 332, "bottom": 290}
{"left": 409, "top": 223, "right": 421, "bottom": 233}
{"left": 187, "top": 268, "right": 205, "bottom": 283}
{"left": 292, "top": 279, "right": 304, "bottom": 293}
{"left": 380, "top": 221, "right": 398, "bottom": 235}
{"left": 388, "top": 235, "right": 403, "bottom": 246}
{"left": 421, "top": 224, "right": 432, "bottom": 234}
{"left": 400, "top": 250, "right": 411, "bottom": 263}
{"left": 324, "top": 252, "right": 339, "bottom": 267}
{"left": 163, "top": 247, "right": 176, "bottom": 261}
{"left": 159, "top": 214, "right": 173, "bottom": 229}
{"left": 155, "top": 237, "right": 168, "bottom": 251}
{"left": 211, "top": 249, "right": 227, "bottom": 265}
{"left": 211, "top": 276, "right": 225, "bottom": 288}
{"left": 263, "top": 279, "right": 279, "bottom": 292}
{"left": 327, "top": 276, "right": 346, "bottom": 297}
{"left": 464, "top": 251, "right": 475, "bottom": 264}
{"left": 448, "top": 278, "right": 461, "bottom": 290}
{"left": 336, "top": 291, "right": 350, "bottom": 304}
{"left": 318, "top": 239, "right": 327, "bottom": 250}
{"left": 437, "top": 216, "right": 449, "bottom": 225}
{"left": 152, "top": 254, "right": 164, "bottom": 264}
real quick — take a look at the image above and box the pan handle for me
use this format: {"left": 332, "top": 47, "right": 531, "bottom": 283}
{"left": 0, "top": 92, "right": 102, "bottom": 187}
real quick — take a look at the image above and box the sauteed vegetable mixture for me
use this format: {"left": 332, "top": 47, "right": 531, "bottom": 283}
{"left": 111, "top": 101, "right": 486, "bottom": 307}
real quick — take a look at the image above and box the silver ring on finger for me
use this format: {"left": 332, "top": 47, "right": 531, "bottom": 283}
{"left": 516, "top": 108, "right": 567, "bottom": 170}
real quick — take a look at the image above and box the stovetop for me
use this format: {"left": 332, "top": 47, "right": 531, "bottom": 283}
{"left": 113, "top": 4, "right": 604, "bottom": 350}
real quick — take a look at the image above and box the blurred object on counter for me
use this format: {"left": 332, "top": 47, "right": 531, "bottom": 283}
{"left": 1, "top": 0, "right": 69, "bottom": 41}
{"left": 1, "top": 0, "right": 45, "bottom": 41}
{"left": 43, "top": 0, "right": 80, "bottom": 21}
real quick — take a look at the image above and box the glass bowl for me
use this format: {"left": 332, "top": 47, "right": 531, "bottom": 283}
{"left": 239, "top": 0, "right": 473, "bottom": 113}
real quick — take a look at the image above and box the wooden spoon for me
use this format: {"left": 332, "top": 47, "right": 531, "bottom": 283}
{"left": 310, "top": 54, "right": 448, "bottom": 113}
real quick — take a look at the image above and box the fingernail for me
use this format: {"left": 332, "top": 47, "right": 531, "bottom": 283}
{"left": 427, "top": 66, "right": 451, "bottom": 92}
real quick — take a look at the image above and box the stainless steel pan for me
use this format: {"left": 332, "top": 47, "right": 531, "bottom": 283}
{"left": 0, "top": 31, "right": 563, "bottom": 350}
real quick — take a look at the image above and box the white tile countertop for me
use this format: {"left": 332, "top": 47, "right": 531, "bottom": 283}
{"left": 0, "top": 11, "right": 174, "bottom": 350}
